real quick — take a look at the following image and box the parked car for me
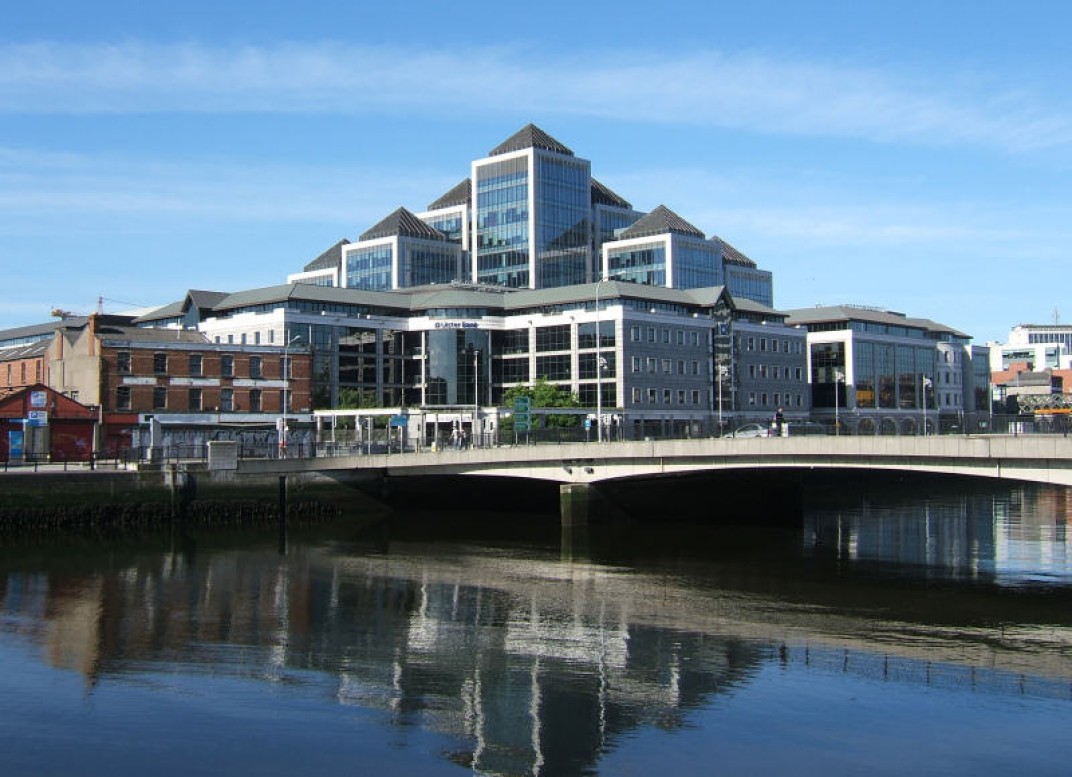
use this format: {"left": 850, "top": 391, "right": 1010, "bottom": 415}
{"left": 730, "top": 423, "right": 769, "bottom": 438}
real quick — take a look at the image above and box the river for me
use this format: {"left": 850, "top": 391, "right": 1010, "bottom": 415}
{"left": 2, "top": 474, "right": 1071, "bottom": 776}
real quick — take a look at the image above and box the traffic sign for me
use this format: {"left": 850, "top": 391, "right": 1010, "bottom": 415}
{"left": 513, "top": 396, "right": 531, "bottom": 431}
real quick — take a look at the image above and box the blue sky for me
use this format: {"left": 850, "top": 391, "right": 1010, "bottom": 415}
{"left": 2, "top": 1, "right": 1070, "bottom": 344}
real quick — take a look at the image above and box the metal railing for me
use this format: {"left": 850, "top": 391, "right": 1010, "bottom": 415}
{"left": 4, "top": 414, "right": 1065, "bottom": 471}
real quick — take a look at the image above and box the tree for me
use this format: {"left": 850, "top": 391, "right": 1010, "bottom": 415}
{"left": 337, "top": 388, "right": 379, "bottom": 409}
{"left": 332, "top": 388, "right": 380, "bottom": 429}
{"left": 502, "top": 378, "right": 581, "bottom": 429}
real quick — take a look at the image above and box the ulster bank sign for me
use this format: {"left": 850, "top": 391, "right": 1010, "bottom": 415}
{"left": 432, "top": 321, "right": 480, "bottom": 330}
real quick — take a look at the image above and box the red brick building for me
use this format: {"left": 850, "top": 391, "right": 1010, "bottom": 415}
{"left": 0, "top": 383, "right": 97, "bottom": 462}
{"left": 47, "top": 315, "right": 312, "bottom": 454}
{"left": 0, "top": 340, "right": 48, "bottom": 391}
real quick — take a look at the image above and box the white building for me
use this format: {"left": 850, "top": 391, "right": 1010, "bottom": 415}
{"left": 988, "top": 323, "right": 1072, "bottom": 372}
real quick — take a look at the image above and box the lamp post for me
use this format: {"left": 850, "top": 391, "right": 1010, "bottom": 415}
{"left": 834, "top": 368, "right": 844, "bottom": 436}
{"left": 717, "top": 364, "right": 729, "bottom": 436}
{"left": 922, "top": 374, "right": 932, "bottom": 436}
{"left": 473, "top": 348, "right": 480, "bottom": 448}
{"left": 280, "top": 334, "right": 301, "bottom": 457}
{"left": 595, "top": 276, "right": 610, "bottom": 442}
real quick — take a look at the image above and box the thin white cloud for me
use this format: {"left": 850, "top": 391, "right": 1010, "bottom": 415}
{"left": 0, "top": 146, "right": 455, "bottom": 229}
{"left": 607, "top": 166, "right": 1065, "bottom": 254}
{"left": 3, "top": 146, "right": 1067, "bottom": 263}
{"left": 0, "top": 42, "right": 1070, "bottom": 153}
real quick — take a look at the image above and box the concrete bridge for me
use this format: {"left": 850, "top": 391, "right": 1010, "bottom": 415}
{"left": 238, "top": 433, "right": 1072, "bottom": 490}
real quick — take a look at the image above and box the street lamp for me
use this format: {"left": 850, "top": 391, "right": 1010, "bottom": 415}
{"left": 280, "top": 334, "right": 301, "bottom": 457}
{"left": 595, "top": 276, "right": 610, "bottom": 442}
{"left": 833, "top": 368, "right": 844, "bottom": 437}
{"left": 717, "top": 364, "right": 729, "bottom": 436}
{"left": 922, "top": 374, "right": 932, "bottom": 436}
{"left": 473, "top": 348, "right": 480, "bottom": 448}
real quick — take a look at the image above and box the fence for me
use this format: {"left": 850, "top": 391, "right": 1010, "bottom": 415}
{"left": 4, "top": 414, "right": 1067, "bottom": 469}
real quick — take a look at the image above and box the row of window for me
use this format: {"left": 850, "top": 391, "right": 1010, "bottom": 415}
{"left": 748, "top": 392, "right": 807, "bottom": 408}
{"left": 746, "top": 364, "right": 805, "bottom": 381}
{"left": 744, "top": 336, "right": 804, "bottom": 354}
{"left": 116, "top": 386, "right": 280, "bottom": 412}
{"left": 629, "top": 326, "right": 704, "bottom": 347}
{"left": 118, "top": 352, "right": 282, "bottom": 379}
{"left": 631, "top": 356, "right": 702, "bottom": 376}
{"left": 630, "top": 387, "right": 704, "bottom": 406}
{"left": 210, "top": 330, "right": 277, "bottom": 346}
{"left": 2, "top": 360, "right": 41, "bottom": 387}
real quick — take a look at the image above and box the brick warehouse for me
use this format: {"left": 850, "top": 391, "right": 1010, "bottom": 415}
{"left": 40, "top": 314, "right": 312, "bottom": 455}
{"left": 0, "top": 383, "right": 97, "bottom": 462}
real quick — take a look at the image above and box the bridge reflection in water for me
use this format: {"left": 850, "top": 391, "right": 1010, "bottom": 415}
{"left": 2, "top": 479, "right": 1071, "bottom": 775}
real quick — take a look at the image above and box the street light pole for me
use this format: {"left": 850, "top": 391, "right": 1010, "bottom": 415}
{"left": 922, "top": 374, "right": 932, "bottom": 436}
{"left": 595, "top": 276, "right": 610, "bottom": 442}
{"left": 717, "top": 365, "right": 728, "bottom": 436}
{"left": 280, "top": 334, "right": 300, "bottom": 457}
{"left": 473, "top": 348, "right": 480, "bottom": 448}
{"left": 834, "top": 368, "right": 844, "bottom": 436}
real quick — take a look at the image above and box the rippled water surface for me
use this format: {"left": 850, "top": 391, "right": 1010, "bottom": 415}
{"left": 3, "top": 478, "right": 1072, "bottom": 776}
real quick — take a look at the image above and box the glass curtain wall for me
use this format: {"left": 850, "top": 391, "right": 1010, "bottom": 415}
{"left": 534, "top": 154, "right": 590, "bottom": 288}
{"left": 476, "top": 156, "right": 530, "bottom": 287}
{"left": 593, "top": 206, "right": 642, "bottom": 279}
{"left": 854, "top": 342, "right": 876, "bottom": 408}
{"left": 400, "top": 242, "right": 459, "bottom": 287}
{"left": 607, "top": 242, "right": 667, "bottom": 286}
{"left": 897, "top": 345, "right": 917, "bottom": 409}
{"left": 917, "top": 347, "right": 936, "bottom": 409}
{"left": 877, "top": 344, "right": 896, "bottom": 408}
{"left": 672, "top": 241, "right": 723, "bottom": 289}
{"left": 425, "top": 329, "right": 490, "bottom": 406}
{"left": 725, "top": 266, "right": 774, "bottom": 306}
{"left": 810, "top": 342, "right": 845, "bottom": 408}
{"left": 345, "top": 245, "right": 394, "bottom": 290}
{"left": 338, "top": 328, "right": 379, "bottom": 406}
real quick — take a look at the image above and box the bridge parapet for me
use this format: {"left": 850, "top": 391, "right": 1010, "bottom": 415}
{"left": 238, "top": 435, "right": 1072, "bottom": 488}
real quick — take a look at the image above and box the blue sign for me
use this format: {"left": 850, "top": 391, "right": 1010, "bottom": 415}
{"left": 8, "top": 430, "right": 24, "bottom": 459}
{"left": 389, "top": 415, "right": 408, "bottom": 427}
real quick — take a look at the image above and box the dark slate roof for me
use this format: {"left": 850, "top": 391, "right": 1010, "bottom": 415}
{"left": 359, "top": 207, "right": 448, "bottom": 242}
{"left": 135, "top": 300, "right": 184, "bottom": 322}
{"left": 134, "top": 289, "right": 230, "bottom": 324}
{"left": 591, "top": 178, "right": 632, "bottom": 209}
{"left": 489, "top": 123, "right": 573, "bottom": 157}
{"left": 617, "top": 205, "right": 705, "bottom": 240}
{"left": 304, "top": 239, "right": 350, "bottom": 272}
{"left": 94, "top": 323, "right": 211, "bottom": 345}
{"left": 427, "top": 178, "right": 472, "bottom": 211}
{"left": 0, "top": 340, "right": 50, "bottom": 362}
{"left": 185, "top": 289, "right": 230, "bottom": 311}
{"left": 201, "top": 279, "right": 789, "bottom": 321}
{"left": 714, "top": 238, "right": 757, "bottom": 268}
{"left": 211, "top": 284, "right": 413, "bottom": 315}
{"left": 0, "top": 318, "right": 86, "bottom": 346}
{"left": 783, "top": 305, "right": 970, "bottom": 339}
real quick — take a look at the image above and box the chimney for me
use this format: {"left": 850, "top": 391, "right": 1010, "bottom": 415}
{"left": 88, "top": 313, "right": 98, "bottom": 357}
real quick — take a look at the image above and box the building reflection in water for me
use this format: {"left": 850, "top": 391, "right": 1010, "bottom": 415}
{"left": 2, "top": 484, "right": 1072, "bottom": 774}
{"left": 804, "top": 483, "right": 1072, "bottom": 586}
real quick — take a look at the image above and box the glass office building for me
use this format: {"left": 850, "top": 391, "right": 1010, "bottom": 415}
{"left": 290, "top": 124, "right": 773, "bottom": 307}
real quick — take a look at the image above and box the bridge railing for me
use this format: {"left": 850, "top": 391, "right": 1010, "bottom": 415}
{"left": 14, "top": 414, "right": 1052, "bottom": 469}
